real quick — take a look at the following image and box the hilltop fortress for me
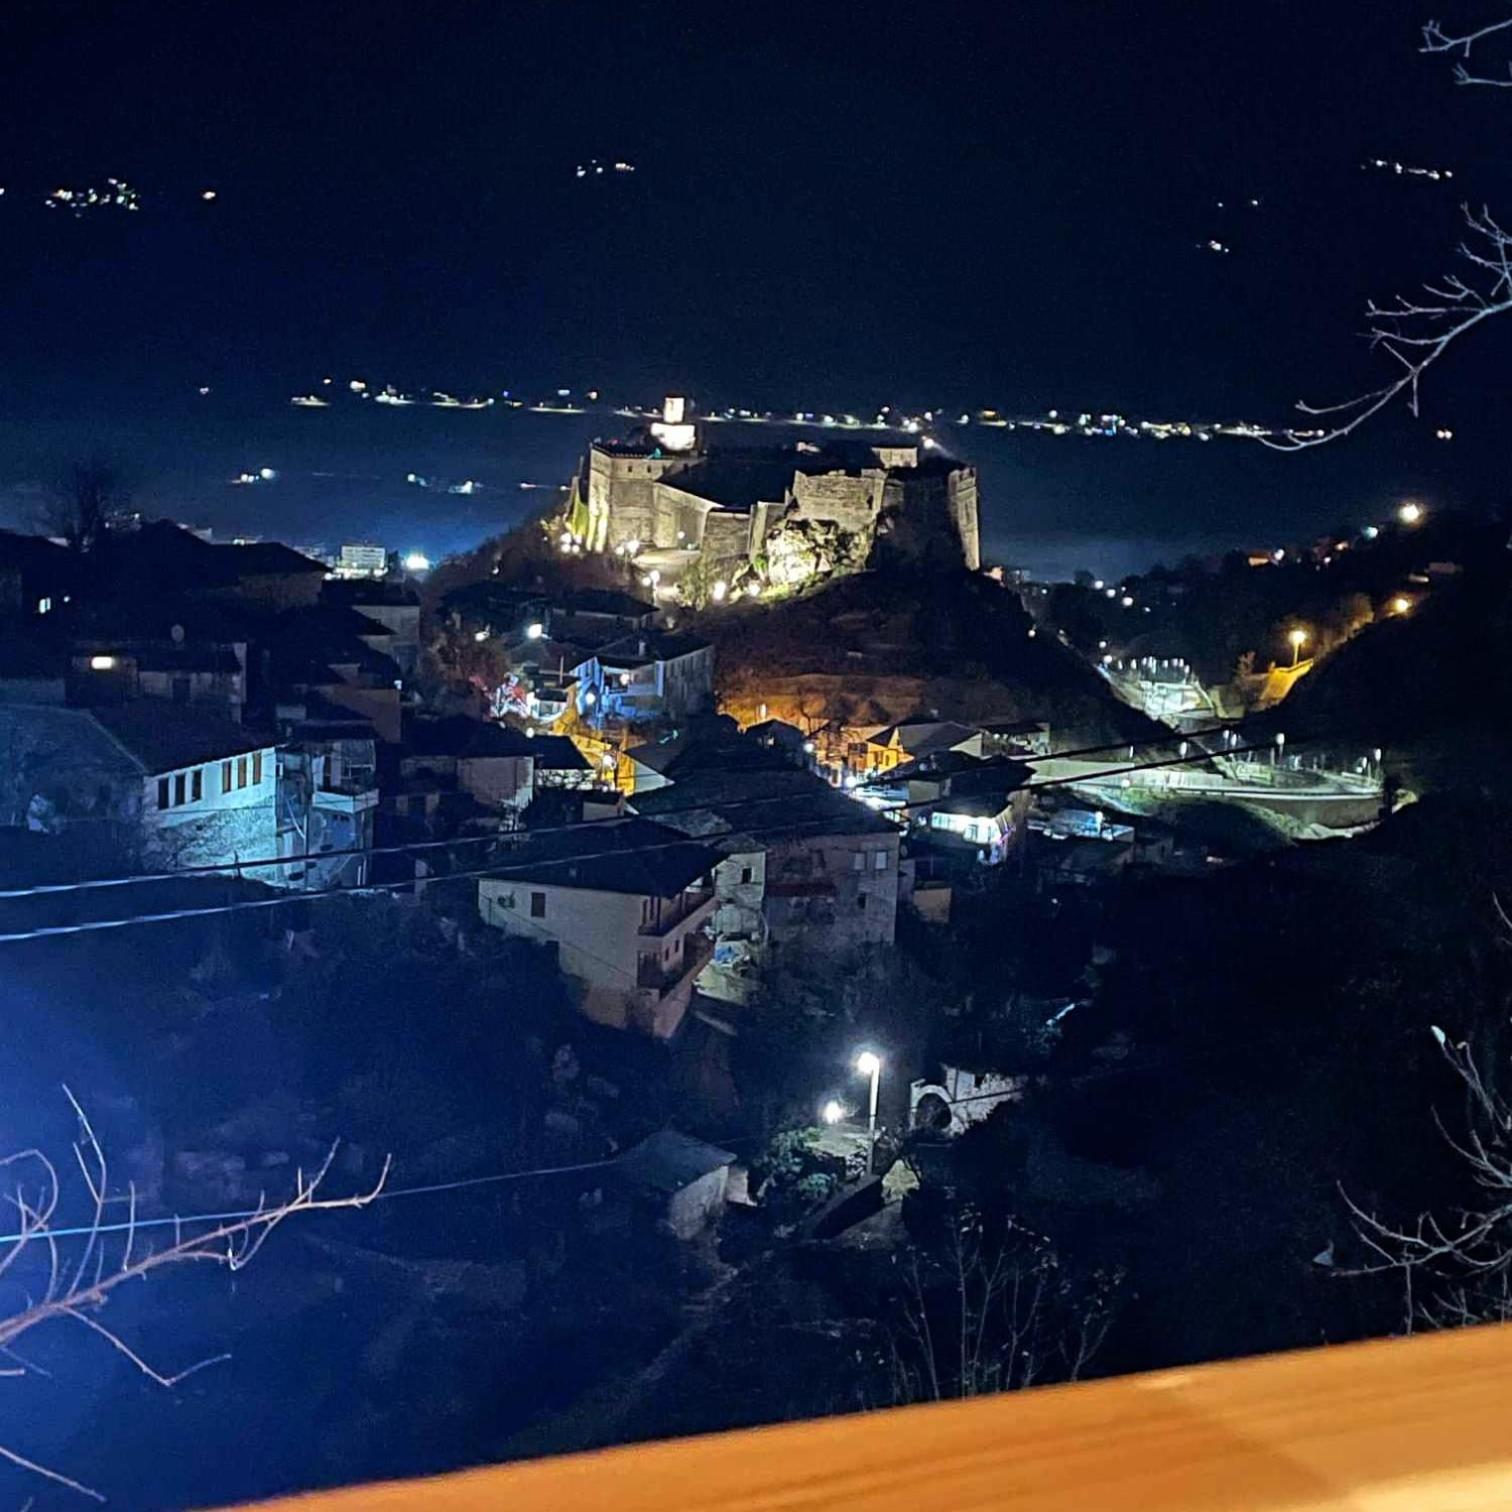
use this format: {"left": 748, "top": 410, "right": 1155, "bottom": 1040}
{"left": 565, "top": 398, "right": 981, "bottom": 597}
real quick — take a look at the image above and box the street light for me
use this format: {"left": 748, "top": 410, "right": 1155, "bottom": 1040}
{"left": 1288, "top": 627, "right": 1308, "bottom": 667}
{"left": 1391, "top": 595, "right": 1411, "bottom": 616}
{"left": 1398, "top": 501, "right": 1424, "bottom": 526}
{"left": 855, "top": 1051, "right": 882, "bottom": 1174}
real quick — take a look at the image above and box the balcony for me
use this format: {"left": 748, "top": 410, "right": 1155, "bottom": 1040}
{"left": 216, "top": 1322, "right": 1512, "bottom": 1511}
{"left": 313, "top": 783, "right": 380, "bottom": 813}
{"left": 638, "top": 885, "right": 714, "bottom": 937}
{"left": 636, "top": 928, "right": 713, "bottom": 992}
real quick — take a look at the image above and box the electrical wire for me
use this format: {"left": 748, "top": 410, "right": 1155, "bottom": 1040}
{"left": 0, "top": 1136, "right": 761, "bottom": 1250}
{"left": 0, "top": 725, "right": 1246, "bottom": 901}
{"left": 0, "top": 735, "right": 1354, "bottom": 945}
{"left": 0, "top": 721, "right": 1292, "bottom": 906}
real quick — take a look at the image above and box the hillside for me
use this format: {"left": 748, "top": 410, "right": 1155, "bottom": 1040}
{"left": 699, "top": 566, "right": 1163, "bottom": 746}
{"left": 1258, "top": 553, "right": 1512, "bottom": 795}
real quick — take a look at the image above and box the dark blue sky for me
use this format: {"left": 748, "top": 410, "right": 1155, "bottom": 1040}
{"left": 2, "top": 1, "right": 1509, "bottom": 567}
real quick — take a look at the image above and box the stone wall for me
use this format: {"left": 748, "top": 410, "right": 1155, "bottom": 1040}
{"left": 788, "top": 469, "right": 887, "bottom": 532}
{"left": 586, "top": 448, "right": 683, "bottom": 551}
{"left": 700, "top": 509, "right": 755, "bottom": 566}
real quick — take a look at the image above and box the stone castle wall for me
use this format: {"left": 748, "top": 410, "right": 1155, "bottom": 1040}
{"left": 586, "top": 441, "right": 981, "bottom": 581}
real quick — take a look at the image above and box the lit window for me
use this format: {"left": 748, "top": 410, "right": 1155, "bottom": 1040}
{"left": 37, "top": 597, "right": 51, "bottom": 614}
{"left": 191, "top": 769, "right": 203, "bottom": 802}
{"left": 873, "top": 850, "right": 888, "bottom": 871}
{"left": 852, "top": 852, "right": 865, "bottom": 872}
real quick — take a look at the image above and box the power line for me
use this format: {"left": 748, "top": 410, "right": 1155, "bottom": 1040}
{"left": 0, "top": 721, "right": 1259, "bottom": 905}
{"left": 0, "top": 1134, "right": 764, "bottom": 1249}
{"left": 0, "top": 735, "right": 1344, "bottom": 945}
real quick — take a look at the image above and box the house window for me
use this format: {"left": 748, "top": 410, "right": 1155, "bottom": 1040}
{"left": 174, "top": 772, "right": 187, "bottom": 806}
{"left": 157, "top": 777, "right": 170, "bottom": 809}
{"left": 858, "top": 893, "right": 869, "bottom": 910}
{"left": 191, "top": 769, "right": 203, "bottom": 802}
{"left": 171, "top": 676, "right": 191, "bottom": 704}
{"left": 740, "top": 866, "right": 753, "bottom": 885}
{"left": 530, "top": 891, "right": 547, "bottom": 919}
{"left": 236, "top": 756, "right": 248, "bottom": 789}
{"left": 37, "top": 597, "right": 52, "bottom": 615}
{"left": 873, "top": 850, "right": 889, "bottom": 872}
{"left": 852, "top": 852, "right": 865, "bottom": 871}
{"left": 252, "top": 751, "right": 263, "bottom": 785}
{"left": 222, "top": 760, "right": 232, "bottom": 793}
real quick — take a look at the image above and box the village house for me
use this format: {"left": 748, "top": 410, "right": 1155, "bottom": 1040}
{"left": 858, "top": 716, "right": 985, "bottom": 776}
{"left": 0, "top": 699, "right": 280, "bottom": 876}
{"left": 272, "top": 698, "right": 380, "bottom": 889}
{"left": 571, "top": 629, "right": 714, "bottom": 728}
{"left": 629, "top": 760, "right": 904, "bottom": 965}
{"left": 477, "top": 816, "right": 721, "bottom": 1038}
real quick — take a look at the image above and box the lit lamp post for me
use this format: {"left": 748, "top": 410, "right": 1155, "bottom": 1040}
{"left": 1288, "top": 627, "right": 1308, "bottom": 667}
{"left": 855, "top": 1051, "right": 882, "bottom": 1174}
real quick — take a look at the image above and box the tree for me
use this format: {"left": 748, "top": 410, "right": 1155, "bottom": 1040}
{"left": 1345, "top": 1000, "right": 1512, "bottom": 1333}
{"left": 1267, "top": 14, "right": 1512, "bottom": 449}
{"left": 38, "top": 457, "right": 128, "bottom": 555}
{"left": 0, "top": 1091, "right": 385, "bottom": 1503}
{"left": 889, "top": 1198, "right": 1120, "bottom": 1402}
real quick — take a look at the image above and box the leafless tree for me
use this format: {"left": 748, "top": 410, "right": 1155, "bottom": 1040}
{"left": 889, "top": 1205, "right": 1120, "bottom": 1403}
{"left": 0, "top": 1090, "right": 388, "bottom": 1502}
{"left": 37, "top": 459, "right": 128, "bottom": 555}
{"left": 1343, "top": 917, "right": 1512, "bottom": 1333}
{"left": 1266, "top": 13, "right": 1512, "bottom": 450}
{"left": 1421, "top": 12, "right": 1512, "bottom": 88}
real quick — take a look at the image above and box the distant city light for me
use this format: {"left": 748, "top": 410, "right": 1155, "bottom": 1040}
{"left": 473, "top": 630, "right": 488, "bottom": 642}
{"left": 525, "top": 622, "right": 544, "bottom": 640}
{"left": 402, "top": 551, "right": 431, "bottom": 572}
{"left": 258, "top": 466, "right": 276, "bottom": 481}
{"left": 821, "top": 1100, "right": 845, "bottom": 1126}
{"left": 1363, "top": 525, "right": 1380, "bottom": 540}
{"left": 349, "top": 379, "right": 367, "bottom": 392}
{"left": 1093, "top": 579, "right": 1105, "bottom": 590}
{"left": 1398, "top": 501, "right": 1424, "bottom": 525}
{"left": 1391, "top": 595, "right": 1412, "bottom": 615}
{"left": 1120, "top": 595, "right": 1134, "bottom": 608}
{"left": 201, "top": 189, "right": 217, "bottom": 201}
{"left": 88, "top": 655, "right": 117, "bottom": 671}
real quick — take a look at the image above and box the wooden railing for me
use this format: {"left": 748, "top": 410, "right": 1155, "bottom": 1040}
{"left": 224, "top": 1323, "right": 1512, "bottom": 1510}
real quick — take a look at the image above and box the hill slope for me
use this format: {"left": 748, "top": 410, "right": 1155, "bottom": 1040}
{"left": 701, "top": 567, "right": 1162, "bottom": 746}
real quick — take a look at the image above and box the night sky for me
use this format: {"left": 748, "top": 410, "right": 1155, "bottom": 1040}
{"left": 3, "top": 1, "right": 1509, "bottom": 570}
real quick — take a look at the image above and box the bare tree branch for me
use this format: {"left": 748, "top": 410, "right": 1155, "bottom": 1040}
{"left": 0, "top": 1094, "right": 389, "bottom": 1502}
{"left": 1265, "top": 206, "right": 1512, "bottom": 449}
{"left": 1422, "top": 13, "right": 1512, "bottom": 86}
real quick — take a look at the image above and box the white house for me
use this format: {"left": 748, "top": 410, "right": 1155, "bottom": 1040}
{"left": 477, "top": 816, "right": 720, "bottom": 1038}
{"left": 0, "top": 700, "right": 279, "bottom": 876}
{"left": 572, "top": 630, "right": 714, "bottom": 728}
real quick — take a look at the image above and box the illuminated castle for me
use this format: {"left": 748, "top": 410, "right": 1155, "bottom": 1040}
{"left": 573, "top": 397, "right": 980, "bottom": 590}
